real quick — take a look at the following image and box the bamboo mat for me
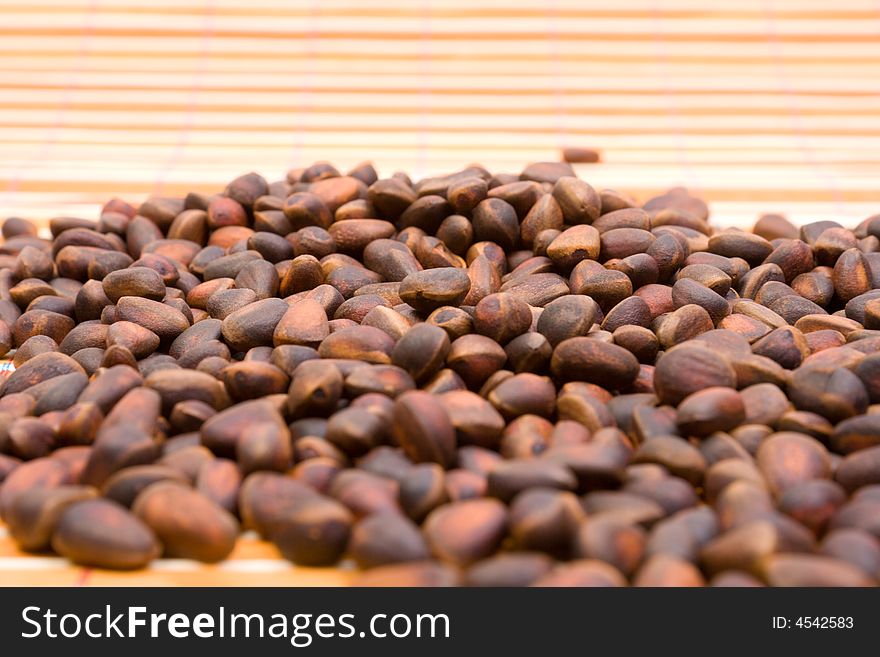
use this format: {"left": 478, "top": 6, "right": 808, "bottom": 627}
{"left": 1, "top": 0, "right": 879, "bottom": 585}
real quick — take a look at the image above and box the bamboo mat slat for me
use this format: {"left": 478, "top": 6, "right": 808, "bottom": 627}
{"left": 0, "top": 1, "right": 879, "bottom": 585}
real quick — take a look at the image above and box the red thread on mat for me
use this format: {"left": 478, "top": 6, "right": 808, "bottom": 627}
{"left": 154, "top": 0, "right": 217, "bottom": 195}
{"left": 75, "top": 568, "right": 92, "bottom": 587}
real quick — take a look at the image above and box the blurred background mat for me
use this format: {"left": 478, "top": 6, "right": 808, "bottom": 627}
{"left": 1, "top": 0, "right": 880, "bottom": 228}
{"left": 1, "top": 0, "right": 880, "bottom": 585}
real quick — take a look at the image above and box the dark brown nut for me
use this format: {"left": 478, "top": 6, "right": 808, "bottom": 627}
{"left": 632, "top": 554, "right": 705, "bottom": 586}
{"left": 612, "top": 325, "right": 659, "bottom": 363}
{"left": 755, "top": 432, "right": 832, "bottom": 496}
{"left": 833, "top": 247, "right": 873, "bottom": 302}
{"left": 472, "top": 292, "right": 531, "bottom": 344}
{"left": 487, "top": 460, "right": 577, "bottom": 503}
{"left": 438, "top": 174, "right": 484, "bottom": 212}
{"left": 423, "top": 498, "right": 508, "bottom": 566}
{"left": 6, "top": 417, "right": 55, "bottom": 460}
{"left": 272, "top": 298, "right": 330, "bottom": 348}
{"left": 601, "top": 296, "right": 652, "bottom": 333}
{"left": 675, "top": 263, "right": 732, "bottom": 295}
{"left": 676, "top": 387, "right": 746, "bottom": 437}
{"left": 425, "top": 305, "right": 473, "bottom": 340}
{"left": 58, "top": 322, "right": 109, "bottom": 356}
{"left": 776, "top": 410, "right": 833, "bottom": 442}
{"left": 671, "top": 279, "right": 730, "bottom": 325}
{"left": 537, "top": 295, "right": 600, "bottom": 347}
{"left": 101, "top": 266, "right": 166, "bottom": 304}
{"left": 752, "top": 213, "right": 798, "bottom": 241}
{"left": 329, "top": 219, "right": 396, "bottom": 258}
{"left": 75, "top": 364, "right": 143, "bottom": 415}
{"left": 446, "top": 334, "right": 507, "bottom": 389}
{"left": 365, "top": 177, "right": 415, "bottom": 218}
{"left": 508, "top": 488, "right": 584, "bottom": 556}
{"left": 328, "top": 469, "right": 399, "bottom": 518}
{"left": 699, "top": 520, "right": 781, "bottom": 576}
{"left": 718, "top": 313, "right": 773, "bottom": 343}
{"left": 631, "top": 437, "right": 706, "bottom": 486}
{"left": 360, "top": 306, "right": 411, "bottom": 341}
{"left": 14, "top": 245, "right": 54, "bottom": 280}
{"left": 396, "top": 194, "right": 450, "bottom": 233}
{"left": 487, "top": 373, "right": 556, "bottom": 420}
{"left": 348, "top": 512, "right": 430, "bottom": 569}
{"left": 206, "top": 287, "right": 256, "bottom": 320}
{"left": 821, "top": 529, "right": 880, "bottom": 578}
{"left": 100, "top": 465, "right": 190, "bottom": 508}
{"left": 343, "top": 364, "right": 413, "bottom": 399}
{"left": 788, "top": 366, "right": 869, "bottom": 423}
{"left": 12, "top": 309, "right": 75, "bottom": 347}
{"left": 290, "top": 456, "right": 341, "bottom": 495}
{"left": 221, "top": 361, "right": 289, "bottom": 402}
{"left": 392, "top": 391, "right": 457, "bottom": 467}
{"left": 777, "top": 479, "right": 845, "bottom": 533}
{"left": 270, "top": 344, "right": 319, "bottom": 377}
{"left": 317, "top": 325, "right": 395, "bottom": 363}
{"left": 168, "top": 400, "right": 217, "bottom": 433}
{"left": 79, "top": 423, "right": 159, "bottom": 488}
{"left": 268, "top": 494, "right": 354, "bottom": 566}
{"left": 399, "top": 463, "right": 449, "bottom": 522}
{"left": 503, "top": 331, "right": 550, "bottom": 373}
{"left": 132, "top": 482, "right": 238, "bottom": 563}
{"left": 607, "top": 253, "right": 660, "bottom": 289}
{"left": 115, "top": 296, "right": 189, "bottom": 342}
{"left": 654, "top": 345, "right": 737, "bottom": 406}
{"left": 283, "top": 192, "right": 332, "bottom": 230}
{"left": 234, "top": 259, "right": 279, "bottom": 300}
{"left": 532, "top": 559, "right": 627, "bottom": 587}
{"left": 739, "top": 383, "right": 791, "bottom": 425}
{"left": 461, "top": 255, "right": 501, "bottom": 306}
{"left": 6, "top": 485, "right": 98, "bottom": 552}
{"left": 499, "top": 272, "right": 570, "bottom": 306}
{"left": 0, "top": 457, "right": 70, "bottom": 522}
{"left": 542, "top": 433, "right": 632, "bottom": 492}
{"left": 236, "top": 421, "right": 293, "bottom": 474}
{"left": 487, "top": 181, "right": 542, "bottom": 220}
{"left": 708, "top": 231, "right": 774, "bottom": 265}
{"left": 835, "top": 446, "right": 880, "bottom": 492}
{"left": 287, "top": 361, "right": 344, "bottom": 418}
{"left": 323, "top": 407, "right": 387, "bottom": 457}
{"left": 279, "top": 254, "right": 324, "bottom": 296}
{"left": 237, "top": 472, "right": 317, "bottom": 536}
{"left": 646, "top": 232, "right": 688, "bottom": 282}
{"left": 551, "top": 176, "right": 600, "bottom": 225}
{"left": 464, "top": 552, "right": 554, "bottom": 587}
{"left": 520, "top": 194, "right": 563, "bottom": 247}
{"left": 546, "top": 225, "right": 600, "bottom": 271}
{"left": 469, "top": 198, "right": 518, "bottom": 251}
{"left": 0, "top": 351, "right": 85, "bottom": 397}
{"left": 51, "top": 498, "right": 160, "bottom": 569}
{"left": 551, "top": 337, "right": 639, "bottom": 389}
{"left": 144, "top": 368, "right": 228, "bottom": 416}
{"left": 436, "top": 390, "right": 504, "bottom": 449}
{"left": 106, "top": 320, "right": 160, "bottom": 359}
{"left": 398, "top": 268, "right": 471, "bottom": 315}
{"left": 220, "top": 297, "right": 289, "bottom": 352}
{"left": 572, "top": 515, "right": 646, "bottom": 575}
{"left": 763, "top": 554, "right": 873, "bottom": 587}
{"left": 499, "top": 414, "right": 553, "bottom": 458}
{"left": 389, "top": 323, "right": 450, "bottom": 383}
{"left": 655, "top": 304, "right": 715, "bottom": 349}
{"left": 599, "top": 228, "right": 656, "bottom": 262}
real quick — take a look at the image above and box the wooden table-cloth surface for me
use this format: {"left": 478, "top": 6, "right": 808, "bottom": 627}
{"left": 1, "top": 0, "right": 879, "bottom": 585}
